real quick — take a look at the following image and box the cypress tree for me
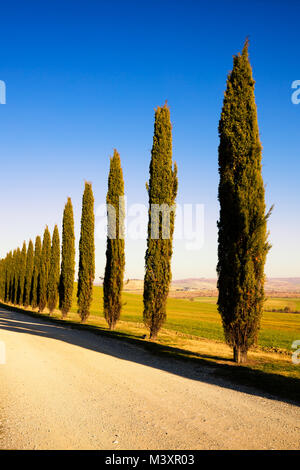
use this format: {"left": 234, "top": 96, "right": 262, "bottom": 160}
{"left": 0, "top": 259, "right": 5, "bottom": 301}
{"left": 1, "top": 255, "right": 7, "bottom": 301}
{"left": 6, "top": 252, "right": 13, "bottom": 303}
{"left": 59, "top": 198, "right": 75, "bottom": 318}
{"left": 12, "top": 248, "right": 20, "bottom": 305}
{"left": 143, "top": 103, "right": 178, "bottom": 339}
{"left": 217, "top": 40, "right": 272, "bottom": 363}
{"left": 1, "top": 252, "right": 13, "bottom": 303}
{"left": 0, "top": 255, "right": 7, "bottom": 301}
{"left": 47, "top": 225, "right": 60, "bottom": 313}
{"left": 10, "top": 250, "right": 15, "bottom": 303}
{"left": 31, "top": 236, "right": 42, "bottom": 308}
{"left": 17, "top": 241, "right": 27, "bottom": 305}
{"left": 6, "top": 250, "right": 14, "bottom": 303}
{"left": 103, "top": 149, "right": 125, "bottom": 330}
{"left": 24, "top": 239, "right": 34, "bottom": 307}
{"left": 39, "top": 226, "right": 51, "bottom": 312}
{"left": 77, "top": 182, "right": 95, "bottom": 322}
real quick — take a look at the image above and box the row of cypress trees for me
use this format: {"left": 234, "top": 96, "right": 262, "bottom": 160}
{"left": 0, "top": 40, "right": 270, "bottom": 363}
{"left": 0, "top": 121, "right": 173, "bottom": 334}
{"left": 0, "top": 175, "right": 120, "bottom": 326}
{"left": 0, "top": 177, "right": 120, "bottom": 328}
{"left": 0, "top": 226, "right": 61, "bottom": 314}
{"left": 0, "top": 188, "right": 95, "bottom": 322}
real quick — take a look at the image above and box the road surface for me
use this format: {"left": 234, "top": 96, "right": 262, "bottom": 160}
{"left": 0, "top": 307, "right": 299, "bottom": 450}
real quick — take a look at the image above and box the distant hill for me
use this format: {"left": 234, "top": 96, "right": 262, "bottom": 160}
{"left": 264, "top": 278, "right": 300, "bottom": 294}
{"left": 172, "top": 277, "right": 300, "bottom": 293}
{"left": 123, "top": 278, "right": 217, "bottom": 292}
{"left": 122, "top": 277, "right": 300, "bottom": 296}
{"left": 171, "top": 278, "right": 217, "bottom": 291}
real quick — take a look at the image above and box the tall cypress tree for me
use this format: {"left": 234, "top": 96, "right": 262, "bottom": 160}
{"left": 17, "top": 242, "right": 27, "bottom": 305}
{"left": 217, "top": 40, "right": 272, "bottom": 363}
{"left": 12, "top": 248, "right": 20, "bottom": 305}
{"left": 0, "top": 259, "right": 5, "bottom": 301}
{"left": 47, "top": 225, "right": 60, "bottom": 313}
{"left": 59, "top": 198, "right": 75, "bottom": 318}
{"left": 0, "top": 255, "right": 7, "bottom": 302}
{"left": 143, "top": 103, "right": 178, "bottom": 339}
{"left": 103, "top": 149, "right": 125, "bottom": 330}
{"left": 11, "top": 249, "right": 17, "bottom": 304}
{"left": 24, "top": 240, "right": 34, "bottom": 306}
{"left": 7, "top": 250, "right": 14, "bottom": 303}
{"left": 1, "top": 253, "right": 13, "bottom": 303}
{"left": 77, "top": 182, "right": 95, "bottom": 322}
{"left": 39, "top": 226, "right": 51, "bottom": 312}
{"left": 6, "top": 251, "right": 13, "bottom": 303}
{"left": 31, "top": 236, "right": 42, "bottom": 308}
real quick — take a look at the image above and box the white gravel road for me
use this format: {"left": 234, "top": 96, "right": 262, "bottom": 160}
{"left": 0, "top": 307, "right": 299, "bottom": 450}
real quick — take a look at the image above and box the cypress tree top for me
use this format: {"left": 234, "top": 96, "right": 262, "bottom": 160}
{"left": 41, "top": 226, "right": 51, "bottom": 274}
{"left": 107, "top": 150, "right": 124, "bottom": 196}
{"left": 148, "top": 103, "right": 178, "bottom": 206}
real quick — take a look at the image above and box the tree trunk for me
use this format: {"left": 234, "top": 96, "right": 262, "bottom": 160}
{"left": 149, "top": 330, "right": 157, "bottom": 341}
{"left": 233, "top": 346, "right": 247, "bottom": 364}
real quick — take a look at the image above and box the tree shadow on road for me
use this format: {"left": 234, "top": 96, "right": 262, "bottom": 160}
{"left": 0, "top": 305, "right": 299, "bottom": 407}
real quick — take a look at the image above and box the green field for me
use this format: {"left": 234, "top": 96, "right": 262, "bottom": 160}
{"left": 69, "top": 286, "right": 300, "bottom": 352}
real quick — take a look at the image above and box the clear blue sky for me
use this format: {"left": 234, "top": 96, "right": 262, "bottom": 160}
{"left": 0, "top": 0, "right": 299, "bottom": 280}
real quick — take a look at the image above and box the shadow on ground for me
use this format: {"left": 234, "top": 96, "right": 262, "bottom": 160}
{"left": 0, "top": 304, "right": 299, "bottom": 406}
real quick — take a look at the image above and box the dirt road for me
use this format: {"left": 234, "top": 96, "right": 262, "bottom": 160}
{"left": 0, "top": 307, "right": 299, "bottom": 450}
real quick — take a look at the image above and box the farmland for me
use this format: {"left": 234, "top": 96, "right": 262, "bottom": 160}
{"left": 67, "top": 286, "right": 300, "bottom": 352}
